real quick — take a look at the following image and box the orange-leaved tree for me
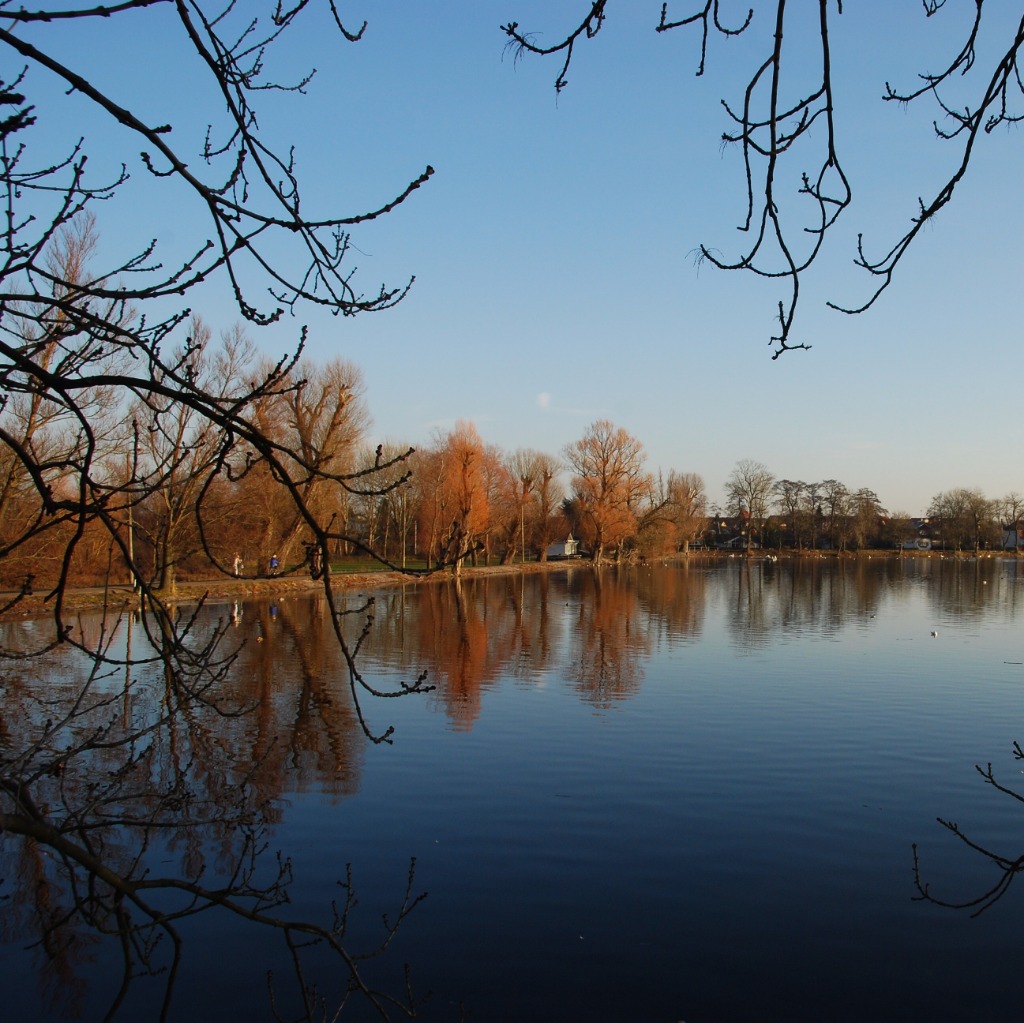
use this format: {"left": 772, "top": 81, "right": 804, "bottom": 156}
{"left": 416, "top": 421, "right": 491, "bottom": 575}
{"left": 564, "top": 420, "right": 652, "bottom": 564}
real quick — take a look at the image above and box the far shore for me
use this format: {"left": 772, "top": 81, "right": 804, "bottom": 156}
{"left": 1, "top": 547, "right": 1017, "bottom": 622}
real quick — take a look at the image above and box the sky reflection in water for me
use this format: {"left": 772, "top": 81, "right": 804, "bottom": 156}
{"left": 299, "top": 558, "right": 1024, "bottom": 1022}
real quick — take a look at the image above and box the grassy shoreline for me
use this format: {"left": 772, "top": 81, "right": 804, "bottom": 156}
{"left": 0, "top": 558, "right": 578, "bottom": 621}
{"left": 2, "top": 548, "right": 1016, "bottom": 621}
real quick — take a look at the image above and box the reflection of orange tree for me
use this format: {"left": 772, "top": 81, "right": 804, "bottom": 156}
{"left": 568, "top": 570, "right": 650, "bottom": 708}
{"left": 359, "top": 576, "right": 559, "bottom": 714}
{"left": 416, "top": 578, "right": 521, "bottom": 729}
{"left": 228, "top": 597, "right": 366, "bottom": 799}
{"left": 502, "top": 572, "right": 559, "bottom": 682}
{"left": 633, "top": 561, "right": 707, "bottom": 639}
{"left": 409, "top": 570, "right": 649, "bottom": 712}
{"left": 355, "top": 589, "right": 419, "bottom": 673}
{"left": 0, "top": 611, "right": 423, "bottom": 1020}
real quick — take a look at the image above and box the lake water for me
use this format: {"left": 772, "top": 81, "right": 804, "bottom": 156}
{"left": 4, "top": 558, "right": 1024, "bottom": 1021}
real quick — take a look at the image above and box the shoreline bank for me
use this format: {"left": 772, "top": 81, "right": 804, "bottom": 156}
{"left": 0, "top": 559, "right": 579, "bottom": 621}
{"left": 2, "top": 548, "right": 1016, "bottom": 621}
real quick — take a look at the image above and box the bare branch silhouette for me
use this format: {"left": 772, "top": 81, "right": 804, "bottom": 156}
{"left": 502, "top": 2, "right": 1024, "bottom": 356}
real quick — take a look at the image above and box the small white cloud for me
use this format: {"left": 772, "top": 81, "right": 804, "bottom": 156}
{"left": 536, "top": 392, "right": 551, "bottom": 410}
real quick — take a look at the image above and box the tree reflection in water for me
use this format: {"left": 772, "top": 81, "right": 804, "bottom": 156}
{"left": 0, "top": 605, "right": 427, "bottom": 1022}
{"left": 364, "top": 574, "right": 565, "bottom": 729}
{"left": 566, "top": 569, "right": 649, "bottom": 707}
{"left": 361, "top": 568, "right": 668, "bottom": 720}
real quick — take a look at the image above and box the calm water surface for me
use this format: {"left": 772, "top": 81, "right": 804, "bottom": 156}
{"left": 5, "top": 558, "right": 1024, "bottom": 1021}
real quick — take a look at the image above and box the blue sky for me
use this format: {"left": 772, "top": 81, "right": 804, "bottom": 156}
{"left": 17, "top": 2, "right": 1023, "bottom": 514}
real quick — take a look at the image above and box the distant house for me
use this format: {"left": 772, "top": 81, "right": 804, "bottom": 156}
{"left": 546, "top": 533, "right": 579, "bottom": 559}
{"left": 719, "top": 536, "right": 760, "bottom": 550}
{"left": 902, "top": 538, "right": 933, "bottom": 551}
